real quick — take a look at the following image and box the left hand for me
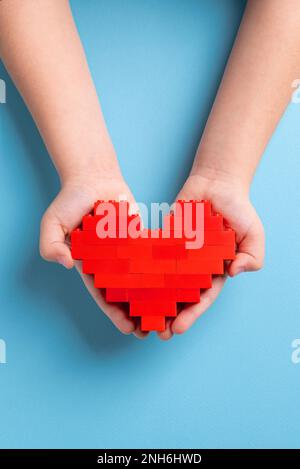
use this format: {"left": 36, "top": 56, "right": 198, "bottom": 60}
{"left": 158, "top": 172, "right": 265, "bottom": 340}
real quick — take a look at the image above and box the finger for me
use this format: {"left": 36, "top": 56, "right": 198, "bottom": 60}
{"left": 132, "top": 318, "right": 149, "bottom": 339}
{"left": 133, "top": 327, "right": 149, "bottom": 339}
{"left": 76, "top": 263, "right": 136, "bottom": 335}
{"left": 40, "top": 210, "right": 74, "bottom": 269}
{"left": 228, "top": 219, "right": 265, "bottom": 276}
{"left": 171, "top": 276, "right": 226, "bottom": 334}
{"left": 157, "top": 318, "right": 174, "bottom": 341}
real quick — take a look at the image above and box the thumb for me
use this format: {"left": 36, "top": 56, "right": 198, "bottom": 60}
{"left": 40, "top": 209, "right": 74, "bottom": 269}
{"left": 228, "top": 218, "right": 265, "bottom": 276}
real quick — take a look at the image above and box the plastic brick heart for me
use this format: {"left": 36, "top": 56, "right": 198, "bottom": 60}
{"left": 71, "top": 200, "right": 235, "bottom": 332}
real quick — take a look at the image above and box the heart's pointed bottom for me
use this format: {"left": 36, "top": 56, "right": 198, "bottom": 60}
{"left": 141, "top": 315, "right": 165, "bottom": 332}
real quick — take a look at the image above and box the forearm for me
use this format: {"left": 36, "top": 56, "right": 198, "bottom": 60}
{"left": 192, "top": 0, "right": 300, "bottom": 189}
{"left": 0, "top": 0, "right": 119, "bottom": 183}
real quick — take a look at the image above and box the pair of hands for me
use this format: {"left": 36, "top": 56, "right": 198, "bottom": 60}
{"left": 39, "top": 169, "right": 264, "bottom": 340}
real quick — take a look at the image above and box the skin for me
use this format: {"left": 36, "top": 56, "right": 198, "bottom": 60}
{"left": 1, "top": 0, "right": 299, "bottom": 340}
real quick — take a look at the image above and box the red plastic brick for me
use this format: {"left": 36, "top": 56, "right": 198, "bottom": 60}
{"left": 82, "top": 231, "right": 130, "bottom": 245}
{"left": 186, "top": 244, "right": 235, "bottom": 259}
{"left": 83, "top": 214, "right": 141, "bottom": 233}
{"left": 106, "top": 288, "right": 129, "bottom": 302}
{"left": 176, "top": 289, "right": 201, "bottom": 302}
{"left": 82, "top": 259, "right": 130, "bottom": 275}
{"left": 74, "top": 245, "right": 118, "bottom": 260}
{"left": 130, "top": 257, "right": 176, "bottom": 274}
{"left": 127, "top": 288, "right": 177, "bottom": 301}
{"left": 164, "top": 274, "right": 212, "bottom": 289}
{"left": 204, "top": 229, "right": 235, "bottom": 246}
{"left": 141, "top": 315, "right": 165, "bottom": 332}
{"left": 117, "top": 244, "right": 152, "bottom": 259}
{"left": 152, "top": 244, "right": 187, "bottom": 259}
{"left": 71, "top": 229, "right": 83, "bottom": 244}
{"left": 176, "top": 258, "right": 224, "bottom": 275}
{"left": 203, "top": 214, "right": 224, "bottom": 230}
{"left": 130, "top": 300, "right": 177, "bottom": 317}
{"left": 94, "top": 273, "right": 165, "bottom": 289}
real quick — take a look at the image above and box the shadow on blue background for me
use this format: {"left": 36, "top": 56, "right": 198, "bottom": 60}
{"left": 0, "top": 0, "right": 300, "bottom": 449}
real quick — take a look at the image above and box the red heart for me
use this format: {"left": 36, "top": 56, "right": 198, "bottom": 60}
{"left": 71, "top": 200, "right": 235, "bottom": 332}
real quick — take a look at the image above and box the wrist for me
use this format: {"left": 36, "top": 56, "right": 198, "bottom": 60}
{"left": 191, "top": 160, "right": 251, "bottom": 196}
{"left": 61, "top": 168, "right": 124, "bottom": 191}
{"left": 59, "top": 151, "right": 123, "bottom": 188}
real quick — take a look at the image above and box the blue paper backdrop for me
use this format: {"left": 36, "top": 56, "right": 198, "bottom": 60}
{"left": 0, "top": 0, "right": 300, "bottom": 449}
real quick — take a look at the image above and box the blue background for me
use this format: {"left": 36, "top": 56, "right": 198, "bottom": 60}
{"left": 0, "top": 0, "right": 300, "bottom": 449}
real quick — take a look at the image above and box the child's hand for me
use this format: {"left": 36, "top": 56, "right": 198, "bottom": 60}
{"left": 39, "top": 172, "right": 146, "bottom": 338}
{"left": 158, "top": 172, "right": 265, "bottom": 340}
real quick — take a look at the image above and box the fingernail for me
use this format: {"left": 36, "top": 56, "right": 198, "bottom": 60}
{"left": 235, "top": 266, "right": 245, "bottom": 276}
{"left": 57, "top": 257, "right": 68, "bottom": 268}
